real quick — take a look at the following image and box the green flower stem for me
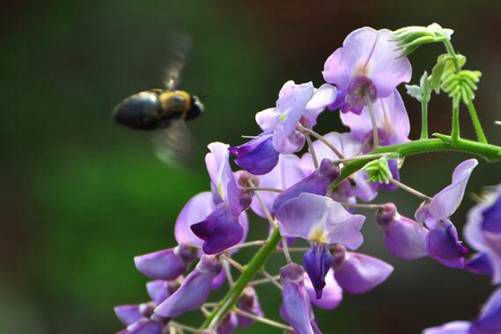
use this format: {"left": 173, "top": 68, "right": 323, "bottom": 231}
{"left": 420, "top": 98, "right": 429, "bottom": 139}
{"left": 332, "top": 136, "right": 501, "bottom": 190}
{"left": 451, "top": 98, "right": 461, "bottom": 143}
{"left": 442, "top": 39, "right": 460, "bottom": 72}
{"left": 201, "top": 227, "right": 282, "bottom": 330}
{"left": 466, "top": 100, "right": 488, "bottom": 143}
{"left": 202, "top": 136, "right": 501, "bottom": 331}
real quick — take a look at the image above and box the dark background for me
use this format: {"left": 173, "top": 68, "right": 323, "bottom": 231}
{"left": 2, "top": 1, "right": 501, "bottom": 333}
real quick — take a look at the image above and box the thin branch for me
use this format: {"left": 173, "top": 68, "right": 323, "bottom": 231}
{"left": 298, "top": 124, "right": 345, "bottom": 159}
{"left": 233, "top": 308, "right": 293, "bottom": 331}
{"left": 226, "top": 240, "right": 266, "bottom": 252}
{"left": 248, "top": 275, "right": 281, "bottom": 287}
{"left": 260, "top": 270, "right": 282, "bottom": 290}
{"left": 390, "top": 178, "right": 431, "bottom": 201}
{"left": 220, "top": 254, "right": 245, "bottom": 272}
{"left": 365, "top": 97, "right": 380, "bottom": 148}
{"left": 222, "top": 259, "right": 235, "bottom": 287}
{"left": 340, "top": 202, "right": 387, "bottom": 209}
{"left": 244, "top": 187, "right": 283, "bottom": 193}
{"left": 305, "top": 133, "right": 319, "bottom": 168}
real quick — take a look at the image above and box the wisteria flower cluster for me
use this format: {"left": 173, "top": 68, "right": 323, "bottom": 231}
{"left": 114, "top": 24, "right": 501, "bottom": 334}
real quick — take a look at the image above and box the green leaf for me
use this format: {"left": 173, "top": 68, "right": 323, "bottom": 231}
{"left": 406, "top": 71, "right": 431, "bottom": 103}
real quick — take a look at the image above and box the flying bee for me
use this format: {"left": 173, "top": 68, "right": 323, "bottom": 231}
{"left": 112, "top": 35, "right": 203, "bottom": 166}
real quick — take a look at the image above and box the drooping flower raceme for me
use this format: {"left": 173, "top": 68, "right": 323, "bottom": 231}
{"left": 114, "top": 24, "right": 499, "bottom": 334}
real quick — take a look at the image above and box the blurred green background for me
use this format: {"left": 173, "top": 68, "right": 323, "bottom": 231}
{"left": 2, "top": 1, "right": 501, "bottom": 333}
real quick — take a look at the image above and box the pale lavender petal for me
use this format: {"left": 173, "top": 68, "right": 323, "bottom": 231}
{"left": 322, "top": 27, "right": 411, "bottom": 98}
{"left": 272, "top": 159, "right": 339, "bottom": 213}
{"left": 280, "top": 263, "right": 315, "bottom": 334}
{"left": 422, "top": 321, "right": 471, "bottom": 334}
{"left": 272, "top": 126, "right": 306, "bottom": 154}
{"left": 276, "top": 193, "right": 364, "bottom": 249}
{"left": 115, "top": 305, "right": 142, "bottom": 325}
{"left": 471, "top": 288, "right": 501, "bottom": 333}
{"left": 333, "top": 248, "right": 393, "bottom": 294}
{"left": 275, "top": 81, "right": 315, "bottom": 136}
{"left": 255, "top": 107, "right": 279, "bottom": 131}
{"left": 416, "top": 159, "right": 478, "bottom": 227}
{"left": 306, "top": 84, "right": 337, "bottom": 110}
{"left": 154, "top": 256, "right": 221, "bottom": 318}
{"left": 377, "top": 203, "right": 429, "bottom": 260}
{"left": 175, "top": 191, "right": 215, "bottom": 248}
{"left": 305, "top": 269, "right": 343, "bottom": 310}
{"left": 229, "top": 132, "right": 279, "bottom": 175}
{"left": 340, "top": 89, "right": 410, "bottom": 146}
{"left": 134, "top": 249, "right": 186, "bottom": 281}
{"left": 211, "top": 267, "right": 226, "bottom": 289}
{"left": 250, "top": 154, "right": 305, "bottom": 218}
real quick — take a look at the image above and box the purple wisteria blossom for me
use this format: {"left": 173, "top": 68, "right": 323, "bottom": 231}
{"left": 464, "top": 184, "right": 501, "bottom": 283}
{"left": 190, "top": 142, "right": 250, "bottom": 254}
{"left": 236, "top": 287, "right": 264, "bottom": 328}
{"left": 340, "top": 89, "right": 410, "bottom": 148}
{"left": 423, "top": 288, "right": 501, "bottom": 334}
{"left": 415, "top": 159, "right": 478, "bottom": 268}
{"left": 301, "top": 132, "right": 377, "bottom": 202}
{"left": 304, "top": 269, "right": 343, "bottom": 310}
{"left": 377, "top": 203, "right": 429, "bottom": 260}
{"left": 276, "top": 192, "right": 365, "bottom": 297}
{"left": 249, "top": 154, "right": 305, "bottom": 218}
{"left": 323, "top": 27, "right": 412, "bottom": 114}
{"left": 230, "top": 81, "right": 337, "bottom": 175}
{"left": 280, "top": 263, "right": 320, "bottom": 334}
{"left": 134, "top": 245, "right": 197, "bottom": 280}
{"left": 272, "top": 159, "right": 339, "bottom": 214}
{"left": 331, "top": 245, "right": 393, "bottom": 294}
{"left": 154, "top": 255, "right": 222, "bottom": 318}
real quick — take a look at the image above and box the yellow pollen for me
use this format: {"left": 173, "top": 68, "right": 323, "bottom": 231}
{"left": 309, "top": 226, "right": 328, "bottom": 244}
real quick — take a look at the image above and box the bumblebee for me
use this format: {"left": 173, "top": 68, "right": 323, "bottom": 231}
{"left": 113, "top": 89, "right": 203, "bottom": 130}
{"left": 112, "top": 35, "right": 203, "bottom": 166}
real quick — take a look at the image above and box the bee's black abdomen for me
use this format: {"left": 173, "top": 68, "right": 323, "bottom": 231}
{"left": 185, "top": 95, "right": 204, "bottom": 120}
{"left": 113, "top": 92, "right": 165, "bottom": 130}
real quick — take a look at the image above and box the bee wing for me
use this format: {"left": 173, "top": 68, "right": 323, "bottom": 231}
{"left": 152, "top": 119, "right": 200, "bottom": 168}
{"left": 164, "top": 33, "right": 192, "bottom": 90}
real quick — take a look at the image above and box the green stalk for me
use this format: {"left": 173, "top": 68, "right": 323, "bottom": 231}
{"left": 466, "top": 100, "right": 488, "bottom": 143}
{"left": 420, "top": 98, "right": 429, "bottom": 139}
{"left": 203, "top": 137, "right": 501, "bottom": 330}
{"left": 202, "top": 228, "right": 282, "bottom": 330}
{"left": 451, "top": 98, "right": 461, "bottom": 143}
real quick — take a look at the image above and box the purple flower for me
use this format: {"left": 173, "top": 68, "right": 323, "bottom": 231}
{"left": 464, "top": 184, "right": 501, "bottom": 283}
{"left": 249, "top": 154, "right": 305, "bottom": 218}
{"left": 304, "top": 269, "right": 343, "bottom": 310}
{"left": 272, "top": 159, "right": 339, "bottom": 213}
{"left": 465, "top": 253, "right": 493, "bottom": 276}
{"left": 416, "top": 159, "right": 478, "bottom": 228}
{"left": 126, "top": 318, "right": 163, "bottom": 334}
{"left": 376, "top": 203, "right": 429, "bottom": 260}
{"left": 340, "top": 89, "right": 410, "bottom": 147}
{"left": 301, "top": 132, "right": 377, "bottom": 202}
{"left": 322, "top": 27, "right": 412, "bottom": 114}
{"left": 279, "top": 263, "right": 317, "bottom": 334}
{"left": 154, "top": 256, "right": 222, "bottom": 318}
{"left": 276, "top": 193, "right": 364, "bottom": 297}
{"left": 134, "top": 245, "right": 197, "bottom": 280}
{"left": 415, "top": 159, "right": 478, "bottom": 268}
{"left": 255, "top": 81, "right": 336, "bottom": 154}
{"left": 229, "top": 132, "right": 279, "bottom": 175}
{"left": 217, "top": 312, "right": 239, "bottom": 334}
{"left": 189, "top": 143, "right": 251, "bottom": 254}
{"left": 331, "top": 245, "right": 393, "bottom": 294}
{"left": 237, "top": 287, "right": 264, "bottom": 328}
{"left": 423, "top": 288, "right": 501, "bottom": 334}
{"left": 115, "top": 305, "right": 144, "bottom": 326}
